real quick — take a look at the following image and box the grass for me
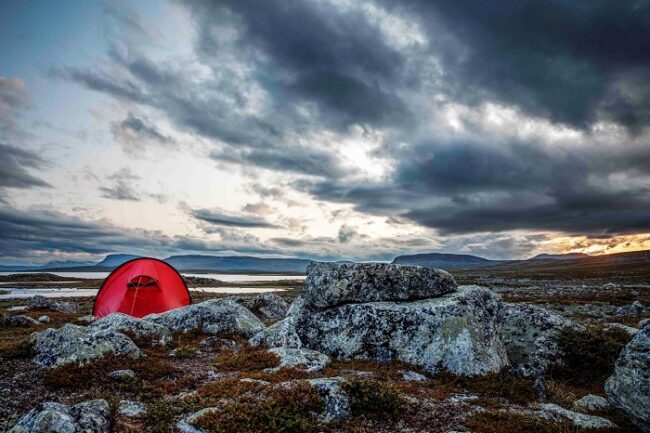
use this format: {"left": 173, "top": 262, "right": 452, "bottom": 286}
{"left": 0, "top": 337, "right": 33, "bottom": 360}
{"left": 213, "top": 345, "right": 280, "bottom": 372}
{"left": 192, "top": 382, "right": 323, "bottom": 433}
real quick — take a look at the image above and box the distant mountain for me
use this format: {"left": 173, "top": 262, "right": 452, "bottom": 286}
{"left": 163, "top": 255, "right": 312, "bottom": 274}
{"left": 531, "top": 253, "right": 589, "bottom": 260}
{"left": 95, "top": 254, "right": 141, "bottom": 268}
{"left": 392, "top": 253, "right": 503, "bottom": 270}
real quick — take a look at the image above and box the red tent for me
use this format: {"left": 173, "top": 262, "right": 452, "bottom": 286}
{"left": 93, "top": 258, "right": 191, "bottom": 318}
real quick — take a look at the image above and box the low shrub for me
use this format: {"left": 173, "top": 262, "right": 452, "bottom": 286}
{"left": 197, "top": 378, "right": 267, "bottom": 401}
{"left": 465, "top": 411, "right": 597, "bottom": 433}
{"left": 551, "top": 327, "right": 629, "bottom": 386}
{"left": 213, "top": 345, "right": 280, "bottom": 372}
{"left": 428, "top": 371, "right": 537, "bottom": 404}
{"left": 192, "top": 382, "right": 323, "bottom": 433}
{"left": 343, "top": 378, "right": 405, "bottom": 418}
{"left": 145, "top": 399, "right": 179, "bottom": 433}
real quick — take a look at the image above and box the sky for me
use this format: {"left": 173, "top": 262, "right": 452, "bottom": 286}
{"left": 1, "top": 0, "right": 650, "bottom": 265}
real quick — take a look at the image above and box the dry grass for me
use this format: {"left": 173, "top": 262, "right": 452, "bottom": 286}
{"left": 213, "top": 345, "right": 280, "bottom": 372}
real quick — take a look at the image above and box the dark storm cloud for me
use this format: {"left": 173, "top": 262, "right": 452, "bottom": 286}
{"left": 384, "top": 0, "right": 650, "bottom": 129}
{"left": 0, "top": 207, "right": 166, "bottom": 258}
{"left": 0, "top": 143, "right": 50, "bottom": 190}
{"left": 191, "top": 207, "right": 279, "bottom": 229}
{"left": 58, "top": 0, "right": 650, "bottom": 245}
{"left": 191, "top": 0, "right": 410, "bottom": 127}
{"left": 116, "top": 113, "right": 172, "bottom": 144}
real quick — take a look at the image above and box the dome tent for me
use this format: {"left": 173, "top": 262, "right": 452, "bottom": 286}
{"left": 93, "top": 257, "right": 191, "bottom": 318}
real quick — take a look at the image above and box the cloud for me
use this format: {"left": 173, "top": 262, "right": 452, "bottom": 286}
{"left": 111, "top": 112, "right": 174, "bottom": 154}
{"left": 0, "top": 143, "right": 51, "bottom": 190}
{"left": 53, "top": 1, "right": 650, "bottom": 259}
{"left": 191, "top": 207, "right": 280, "bottom": 229}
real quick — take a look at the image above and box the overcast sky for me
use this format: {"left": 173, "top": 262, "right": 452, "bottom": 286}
{"left": 1, "top": 0, "right": 649, "bottom": 264}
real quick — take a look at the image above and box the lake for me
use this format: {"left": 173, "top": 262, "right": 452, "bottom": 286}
{"left": 0, "top": 286, "right": 286, "bottom": 299}
{"left": 0, "top": 271, "right": 306, "bottom": 282}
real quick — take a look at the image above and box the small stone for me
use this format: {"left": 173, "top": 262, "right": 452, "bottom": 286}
{"left": 0, "top": 315, "right": 40, "bottom": 327}
{"left": 75, "top": 315, "right": 96, "bottom": 325}
{"left": 239, "top": 378, "right": 270, "bottom": 385}
{"left": 402, "top": 370, "right": 427, "bottom": 381}
{"left": 574, "top": 394, "right": 609, "bottom": 412}
{"left": 28, "top": 295, "right": 78, "bottom": 313}
{"left": 107, "top": 369, "right": 136, "bottom": 380}
{"left": 118, "top": 400, "right": 146, "bottom": 418}
{"left": 199, "top": 337, "right": 237, "bottom": 351}
{"left": 37, "top": 315, "right": 50, "bottom": 323}
{"left": 267, "top": 347, "right": 330, "bottom": 372}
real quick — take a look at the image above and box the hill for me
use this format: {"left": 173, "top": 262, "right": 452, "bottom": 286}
{"left": 392, "top": 253, "right": 502, "bottom": 270}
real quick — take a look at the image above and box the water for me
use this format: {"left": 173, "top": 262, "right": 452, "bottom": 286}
{"left": 0, "top": 286, "right": 286, "bottom": 299}
{"left": 0, "top": 271, "right": 305, "bottom": 282}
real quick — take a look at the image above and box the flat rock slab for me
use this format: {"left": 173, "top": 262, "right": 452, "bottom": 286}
{"left": 296, "top": 285, "right": 508, "bottom": 376}
{"left": 145, "top": 298, "right": 264, "bottom": 337}
{"left": 303, "top": 262, "right": 457, "bottom": 309}
{"left": 31, "top": 324, "right": 143, "bottom": 368}
{"left": 268, "top": 347, "right": 330, "bottom": 372}
{"left": 9, "top": 399, "right": 110, "bottom": 433}
{"left": 28, "top": 295, "right": 78, "bottom": 313}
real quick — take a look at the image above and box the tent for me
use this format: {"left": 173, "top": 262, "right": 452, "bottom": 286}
{"left": 93, "top": 257, "right": 191, "bottom": 318}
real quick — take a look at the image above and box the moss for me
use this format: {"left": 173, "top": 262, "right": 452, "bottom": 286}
{"left": 192, "top": 382, "right": 323, "bottom": 433}
{"left": 144, "top": 399, "right": 179, "bottom": 433}
{"left": 551, "top": 327, "right": 630, "bottom": 386}
{"left": 0, "top": 337, "right": 33, "bottom": 360}
{"left": 343, "top": 378, "right": 405, "bottom": 418}
{"left": 244, "top": 367, "right": 312, "bottom": 383}
{"left": 197, "top": 378, "right": 268, "bottom": 402}
{"left": 172, "top": 346, "right": 198, "bottom": 359}
{"left": 213, "top": 345, "right": 280, "bottom": 372}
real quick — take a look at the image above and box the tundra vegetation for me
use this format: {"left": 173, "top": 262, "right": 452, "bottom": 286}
{"left": 1, "top": 261, "right": 648, "bottom": 433}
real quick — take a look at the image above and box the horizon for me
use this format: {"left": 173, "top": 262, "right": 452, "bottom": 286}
{"left": 2, "top": 248, "right": 648, "bottom": 268}
{"left": 2, "top": 1, "right": 650, "bottom": 264}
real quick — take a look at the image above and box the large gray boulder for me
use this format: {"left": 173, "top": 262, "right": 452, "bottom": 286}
{"left": 605, "top": 322, "right": 650, "bottom": 432}
{"left": 499, "top": 303, "right": 585, "bottom": 377}
{"left": 145, "top": 298, "right": 264, "bottom": 337}
{"left": 294, "top": 285, "right": 508, "bottom": 376}
{"left": 28, "top": 295, "right": 78, "bottom": 313}
{"left": 31, "top": 324, "right": 143, "bottom": 368}
{"left": 233, "top": 293, "right": 289, "bottom": 321}
{"left": 303, "top": 262, "right": 457, "bottom": 309}
{"left": 9, "top": 399, "right": 110, "bottom": 433}
{"left": 90, "top": 313, "right": 172, "bottom": 346}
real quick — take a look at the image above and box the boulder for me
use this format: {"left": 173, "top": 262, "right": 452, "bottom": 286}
{"left": 145, "top": 299, "right": 264, "bottom": 337}
{"left": 573, "top": 394, "right": 609, "bottom": 412}
{"left": 303, "top": 262, "right": 457, "bottom": 309}
{"left": 294, "top": 285, "right": 509, "bottom": 376}
{"left": 615, "top": 300, "right": 649, "bottom": 316}
{"left": 233, "top": 293, "right": 289, "bottom": 320}
{"left": 90, "top": 313, "right": 172, "bottom": 346}
{"left": 498, "top": 303, "right": 584, "bottom": 377}
{"left": 9, "top": 399, "right": 110, "bottom": 433}
{"left": 31, "top": 324, "right": 143, "bottom": 368}
{"left": 0, "top": 315, "right": 40, "bottom": 327}
{"left": 249, "top": 298, "right": 305, "bottom": 349}
{"left": 605, "top": 322, "right": 650, "bottom": 432}
{"left": 267, "top": 347, "right": 330, "bottom": 372}
{"left": 199, "top": 336, "right": 237, "bottom": 352}
{"left": 27, "top": 295, "right": 78, "bottom": 313}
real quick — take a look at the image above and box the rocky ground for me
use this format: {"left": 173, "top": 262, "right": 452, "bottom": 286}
{"left": 1, "top": 263, "right": 648, "bottom": 433}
